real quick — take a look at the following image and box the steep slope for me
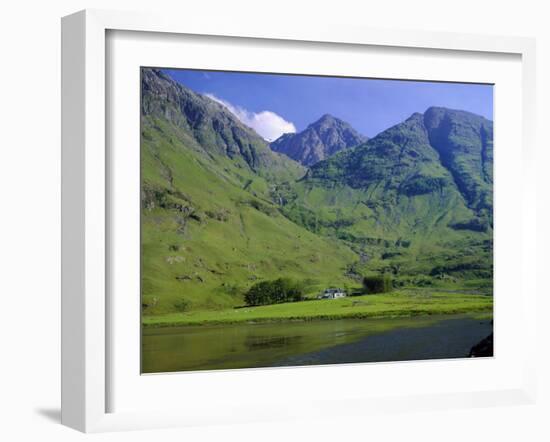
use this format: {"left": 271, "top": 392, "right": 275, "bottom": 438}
{"left": 140, "top": 68, "right": 358, "bottom": 314}
{"left": 423, "top": 107, "right": 493, "bottom": 219}
{"left": 289, "top": 111, "right": 475, "bottom": 235}
{"left": 141, "top": 66, "right": 493, "bottom": 315}
{"left": 142, "top": 68, "right": 306, "bottom": 184}
{"left": 270, "top": 114, "right": 367, "bottom": 166}
{"left": 282, "top": 108, "right": 493, "bottom": 282}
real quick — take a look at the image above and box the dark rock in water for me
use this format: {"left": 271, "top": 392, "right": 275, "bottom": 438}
{"left": 469, "top": 333, "right": 493, "bottom": 357}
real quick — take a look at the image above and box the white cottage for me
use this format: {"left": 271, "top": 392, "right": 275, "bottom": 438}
{"left": 317, "top": 288, "right": 347, "bottom": 299}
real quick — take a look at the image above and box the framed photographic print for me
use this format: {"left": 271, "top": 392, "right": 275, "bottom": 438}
{"left": 61, "top": 9, "right": 538, "bottom": 432}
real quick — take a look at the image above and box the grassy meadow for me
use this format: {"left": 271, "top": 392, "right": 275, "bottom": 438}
{"left": 143, "top": 289, "right": 493, "bottom": 327}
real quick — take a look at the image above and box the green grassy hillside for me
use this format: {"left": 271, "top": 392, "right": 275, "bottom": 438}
{"left": 141, "top": 68, "right": 493, "bottom": 320}
{"left": 281, "top": 111, "right": 493, "bottom": 284}
{"left": 141, "top": 115, "right": 358, "bottom": 315}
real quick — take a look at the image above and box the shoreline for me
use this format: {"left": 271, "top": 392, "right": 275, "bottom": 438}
{"left": 142, "top": 306, "right": 493, "bottom": 329}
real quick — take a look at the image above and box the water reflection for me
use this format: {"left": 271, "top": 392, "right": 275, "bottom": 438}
{"left": 142, "top": 315, "right": 492, "bottom": 373}
{"left": 245, "top": 334, "right": 303, "bottom": 350}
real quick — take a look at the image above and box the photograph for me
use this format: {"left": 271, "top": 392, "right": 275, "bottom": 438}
{"left": 140, "top": 67, "right": 494, "bottom": 374}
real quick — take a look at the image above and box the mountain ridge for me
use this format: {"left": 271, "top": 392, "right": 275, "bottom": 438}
{"left": 305, "top": 106, "right": 493, "bottom": 220}
{"left": 275, "top": 105, "right": 492, "bottom": 288}
{"left": 140, "top": 68, "right": 356, "bottom": 314}
{"left": 270, "top": 113, "right": 367, "bottom": 166}
{"left": 142, "top": 68, "right": 306, "bottom": 183}
{"left": 140, "top": 67, "right": 493, "bottom": 316}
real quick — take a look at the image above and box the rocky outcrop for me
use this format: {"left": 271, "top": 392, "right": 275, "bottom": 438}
{"left": 469, "top": 333, "right": 493, "bottom": 357}
{"left": 141, "top": 68, "right": 305, "bottom": 181}
{"left": 270, "top": 114, "right": 367, "bottom": 166}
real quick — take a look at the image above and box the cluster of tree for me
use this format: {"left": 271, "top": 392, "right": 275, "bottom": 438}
{"left": 362, "top": 274, "right": 393, "bottom": 294}
{"left": 244, "top": 278, "right": 305, "bottom": 306}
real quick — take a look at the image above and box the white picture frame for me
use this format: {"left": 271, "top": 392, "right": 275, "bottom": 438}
{"left": 61, "top": 9, "right": 537, "bottom": 433}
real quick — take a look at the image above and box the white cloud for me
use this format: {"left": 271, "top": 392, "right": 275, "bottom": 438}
{"left": 205, "top": 93, "right": 296, "bottom": 142}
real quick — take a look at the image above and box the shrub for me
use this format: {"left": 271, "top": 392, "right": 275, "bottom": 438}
{"left": 449, "top": 217, "right": 490, "bottom": 232}
{"left": 413, "top": 276, "right": 434, "bottom": 287}
{"left": 400, "top": 175, "right": 448, "bottom": 196}
{"left": 173, "top": 298, "right": 191, "bottom": 312}
{"left": 244, "top": 278, "right": 305, "bottom": 306}
{"left": 247, "top": 199, "right": 278, "bottom": 217}
{"left": 281, "top": 204, "right": 320, "bottom": 233}
{"left": 205, "top": 208, "right": 230, "bottom": 222}
{"left": 381, "top": 251, "right": 401, "bottom": 260}
{"left": 362, "top": 274, "right": 393, "bottom": 294}
{"left": 141, "top": 296, "right": 159, "bottom": 312}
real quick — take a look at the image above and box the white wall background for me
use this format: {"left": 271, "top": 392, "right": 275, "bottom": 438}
{"left": 0, "top": 1, "right": 547, "bottom": 441}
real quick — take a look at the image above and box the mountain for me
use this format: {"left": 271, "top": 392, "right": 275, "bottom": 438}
{"left": 270, "top": 114, "right": 367, "bottom": 166}
{"left": 140, "top": 67, "right": 493, "bottom": 316}
{"left": 303, "top": 107, "right": 493, "bottom": 224}
{"left": 142, "top": 68, "right": 305, "bottom": 183}
{"left": 281, "top": 107, "right": 493, "bottom": 281}
{"left": 423, "top": 107, "right": 493, "bottom": 217}
{"left": 140, "top": 69, "right": 357, "bottom": 314}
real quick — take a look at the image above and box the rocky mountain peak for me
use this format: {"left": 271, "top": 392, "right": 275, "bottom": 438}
{"left": 270, "top": 114, "right": 367, "bottom": 166}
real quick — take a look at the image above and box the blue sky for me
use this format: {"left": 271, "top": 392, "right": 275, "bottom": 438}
{"left": 163, "top": 68, "right": 493, "bottom": 141}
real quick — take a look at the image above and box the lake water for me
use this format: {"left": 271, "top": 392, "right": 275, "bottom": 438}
{"left": 142, "top": 314, "right": 493, "bottom": 373}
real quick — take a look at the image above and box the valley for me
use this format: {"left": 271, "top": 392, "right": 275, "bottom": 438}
{"left": 140, "top": 68, "right": 493, "bottom": 371}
